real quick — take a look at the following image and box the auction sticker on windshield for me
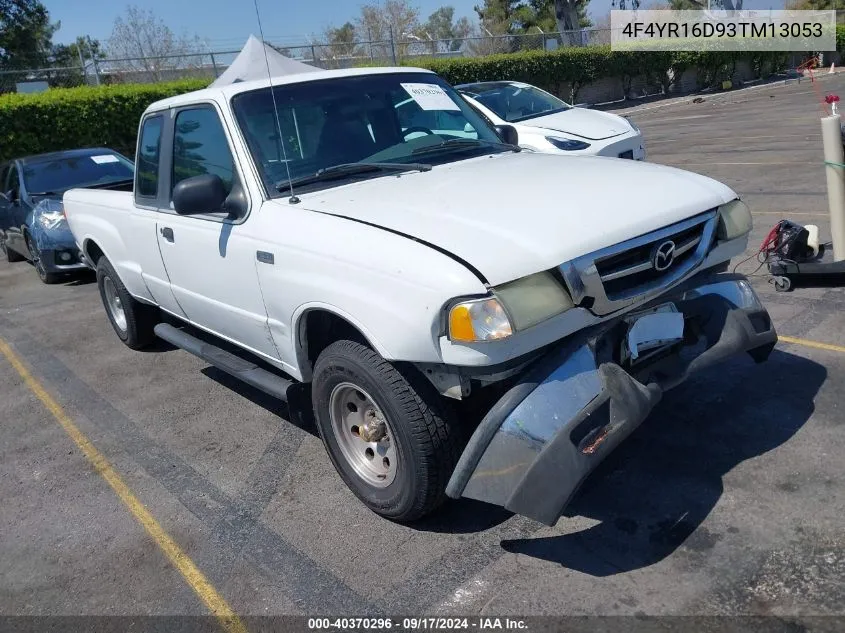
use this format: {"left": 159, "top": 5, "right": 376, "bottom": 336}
{"left": 401, "top": 83, "right": 461, "bottom": 111}
{"left": 91, "top": 155, "right": 120, "bottom": 164}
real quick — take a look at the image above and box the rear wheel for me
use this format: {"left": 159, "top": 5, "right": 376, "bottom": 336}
{"left": 2, "top": 232, "right": 25, "bottom": 262}
{"left": 96, "top": 256, "right": 158, "bottom": 349}
{"left": 312, "top": 340, "right": 461, "bottom": 522}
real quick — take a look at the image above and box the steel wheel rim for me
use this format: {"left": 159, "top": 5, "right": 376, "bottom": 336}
{"left": 329, "top": 382, "right": 397, "bottom": 487}
{"left": 103, "top": 276, "right": 127, "bottom": 334}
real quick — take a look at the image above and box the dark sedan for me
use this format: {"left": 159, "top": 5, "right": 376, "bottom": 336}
{"left": 0, "top": 148, "right": 134, "bottom": 283}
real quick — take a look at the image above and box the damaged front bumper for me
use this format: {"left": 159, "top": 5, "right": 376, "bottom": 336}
{"left": 446, "top": 273, "right": 777, "bottom": 525}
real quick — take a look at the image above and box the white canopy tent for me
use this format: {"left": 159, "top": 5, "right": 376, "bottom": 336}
{"left": 210, "top": 35, "right": 318, "bottom": 87}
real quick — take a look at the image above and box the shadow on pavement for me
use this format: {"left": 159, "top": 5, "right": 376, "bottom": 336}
{"left": 499, "top": 349, "right": 826, "bottom": 575}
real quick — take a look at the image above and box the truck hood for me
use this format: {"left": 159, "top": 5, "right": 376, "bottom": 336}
{"left": 518, "top": 108, "right": 633, "bottom": 140}
{"left": 296, "top": 152, "right": 736, "bottom": 286}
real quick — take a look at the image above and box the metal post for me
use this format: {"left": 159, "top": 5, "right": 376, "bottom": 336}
{"left": 76, "top": 45, "right": 87, "bottom": 85}
{"left": 367, "top": 27, "right": 374, "bottom": 61}
{"left": 85, "top": 40, "right": 101, "bottom": 86}
{"left": 311, "top": 44, "right": 317, "bottom": 65}
{"left": 822, "top": 113, "right": 845, "bottom": 260}
{"left": 209, "top": 52, "right": 219, "bottom": 78}
{"left": 389, "top": 26, "right": 397, "bottom": 65}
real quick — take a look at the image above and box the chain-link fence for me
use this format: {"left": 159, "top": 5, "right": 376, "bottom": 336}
{"left": 0, "top": 28, "right": 612, "bottom": 94}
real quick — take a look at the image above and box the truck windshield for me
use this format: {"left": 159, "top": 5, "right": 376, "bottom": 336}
{"left": 231, "top": 72, "right": 512, "bottom": 196}
{"left": 459, "top": 82, "right": 570, "bottom": 123}
{"left": 22, "top": 152, "right": 134, "bottom": 195}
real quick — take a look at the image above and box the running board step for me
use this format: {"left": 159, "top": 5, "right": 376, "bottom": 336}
{"left": 154, "top": 323, "right": 292, "bottom": 402}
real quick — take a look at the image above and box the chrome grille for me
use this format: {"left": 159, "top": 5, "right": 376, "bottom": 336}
{"left": 562, "top": 210, "right": 718, "bottom": 316}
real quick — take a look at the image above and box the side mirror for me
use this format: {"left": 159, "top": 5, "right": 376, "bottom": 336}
{"left": 173, "top": 174, "right": 227, "bottom": 215}
{"left": 495, "top": 124, "right": 519, "bottom": 146}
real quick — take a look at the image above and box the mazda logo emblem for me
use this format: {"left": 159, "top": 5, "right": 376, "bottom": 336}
{"left": 653, "top": 240, "right": 676, "bottom": 272}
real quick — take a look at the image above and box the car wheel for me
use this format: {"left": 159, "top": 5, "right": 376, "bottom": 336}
{"left": 2, "top": 232, "right": 25, "bottom": 263}
{"left": 312, "top": 340, "right": 461, "bottom": 522}
{"left": 96, "top": 256, "right": 158, "bottom": 349}
{"left": 25, "top": 235, "right": 61, "bottom": 284}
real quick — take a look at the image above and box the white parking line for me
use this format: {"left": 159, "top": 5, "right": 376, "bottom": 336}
{"left": 648, "top": 134, "right": 820, "bottom": 144}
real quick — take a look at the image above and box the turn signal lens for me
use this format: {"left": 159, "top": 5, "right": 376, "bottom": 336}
{"left": 449, "top": 298, "right": 513, "bottom": 343}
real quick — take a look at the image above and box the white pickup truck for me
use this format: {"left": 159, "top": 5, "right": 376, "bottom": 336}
{"left": 64, "top": 67, "right": 777, "bottom": 525}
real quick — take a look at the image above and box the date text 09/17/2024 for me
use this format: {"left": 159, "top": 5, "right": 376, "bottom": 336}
{"left": 307, "top": 617, "right": 528, "bottom": 630}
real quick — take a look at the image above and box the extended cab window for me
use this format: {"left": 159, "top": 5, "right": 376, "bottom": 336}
{"left": 137, "top": 116, "right": 162, "bottom": 198}
{"left": 172, "top": 106, "right": 235, "bottom": 195}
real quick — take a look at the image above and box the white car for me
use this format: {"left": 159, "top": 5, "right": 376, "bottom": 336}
{"left": 64, "top": 66, "right": 775, "bottom": 525}
{"left": 457, "top": 81, "right": 646, "bottom": 159}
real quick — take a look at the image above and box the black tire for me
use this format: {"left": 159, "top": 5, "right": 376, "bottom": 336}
{"left": 312, "top": 340, "right": 461, "bottom": 522}
{"left": 2, "top": 232, "right": 25, "bottom": 262}
{"left": 25, "top": 235, "right": 62, "bottom": 284}
{"left": 96, "top": 256, "right": 158, "bottom": 349}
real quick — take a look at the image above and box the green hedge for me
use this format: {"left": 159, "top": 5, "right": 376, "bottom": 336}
{"left": 0, "top": 79, "right": 209, "bottom": 163}
{"left": 409, "top": 46, "right": 789, "bottom": 102}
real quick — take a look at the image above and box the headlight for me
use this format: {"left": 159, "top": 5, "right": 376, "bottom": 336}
{"left": 448, "top": 272, "right": 574, "bottom": 342}
{"left": 449, "top": 297, "right": 513, "bottom": 343}
{"left": 35, "top": 199, "right": 66, "bottom": 230}
{"left": 717, "top": 199, "right": 752, "bottom": 240}
{"left": 626, "top": 118, "right": 640, "bottom": 134}
{"left": 495, "top": 271, "right": 574, "bottom": 330}
{"left": 545, "top": 136, "right": 590, "bottom": 151}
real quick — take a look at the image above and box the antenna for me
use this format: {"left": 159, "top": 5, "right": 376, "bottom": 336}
{"left": 252, "top": 0, "right": 299, "bottom": 204}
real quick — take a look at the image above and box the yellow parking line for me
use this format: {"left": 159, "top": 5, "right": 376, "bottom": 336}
{"left": 0, "top": 337, "right": 247, "bottom": 633}
{"left": 779, "top": 335, "right": 845, "bottom": 354}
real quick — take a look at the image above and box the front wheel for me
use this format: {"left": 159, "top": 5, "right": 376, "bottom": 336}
{"left": 25, "top": 235, "right": 61, "bottom": 284}
{"left": 312, "top": 340, "right": 461, "bottom": 522}
{"left": 96, "top": 256, "right": 158, "bottom": 349}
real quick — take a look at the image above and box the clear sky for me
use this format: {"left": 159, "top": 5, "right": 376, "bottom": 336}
{"left": 46, "top": 0, "right": 784, "bottom": 47}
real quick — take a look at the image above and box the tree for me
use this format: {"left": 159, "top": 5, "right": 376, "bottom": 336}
{"left": 417, "top": 6, "right": 471, "bottom": 52}
{"left": 667, "top": 0, "right": 743, "bottom": 8}
{"left": 474, "top": 0, "right": 590, "bottom": 36}
{"left": 553, "top": 0, "right": 591, "bottom": 43}
{"left": 0, "top": 0, "right": 57, "bottom": 69}
{"left": 324, "top": 22, "right": 360, "bottom": 57}
{"left": 106, "top": 5, "right": 204, "bottom": 82}
{"left": 50, "top": 36, "right": 103, "bottom": 67}
{"left": 358, "top": 0, "right": 420, "bottom": 41}
{"left": 315, "top": 21, "right": 361, "bottom": 65}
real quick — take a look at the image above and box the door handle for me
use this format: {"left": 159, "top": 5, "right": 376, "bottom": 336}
{"left": 160, "top": 227, "right": 174, "bottom": 242}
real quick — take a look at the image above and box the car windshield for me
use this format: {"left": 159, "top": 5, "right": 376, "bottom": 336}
{"left": 461, "top": 83, "right": 570, "bottom": 123}
{"left": 231, "top": 72, "right": 511, "bottom": 196}
{"left": 22, "top": 152, "right": 134, "bottom": 194}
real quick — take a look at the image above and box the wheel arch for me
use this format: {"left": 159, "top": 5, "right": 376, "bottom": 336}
{"left": 82, "top": 237, "right": 107, "bottom": 267}
{"left": 295, "top": 306, "right": 390, "bottom": 383}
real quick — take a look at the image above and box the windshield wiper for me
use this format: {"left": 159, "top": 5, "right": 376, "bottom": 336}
{"left": 275, "top": 162, "right": 431, "bottom": 193}
{"left": 411, "top": 138, "right": 521, "bottom": 156}
{"left": 29, "top": 190, "right": 60, "bottom": 197}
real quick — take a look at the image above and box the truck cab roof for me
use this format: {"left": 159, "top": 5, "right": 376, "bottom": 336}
{"left": 144, "top": 66, "right": 436, "bottom": 114}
